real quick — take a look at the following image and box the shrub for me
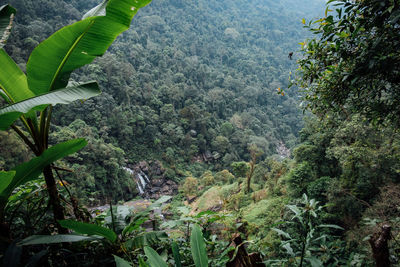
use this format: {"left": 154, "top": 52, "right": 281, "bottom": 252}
{"left": 307, "top": 176, "right": 332, "bottom": 201}
{"left": 200, "top": 171, "right": 215, "bottom": 186}
{"left": 286, "top": 162, "right": 315, "bottom": 197}
{"left": 181, "top": 176, "right": 198, "bottom": 196}
{"left": 231, "top": 161, "right": 249, "bottom": 178}
{"left": 215, "top": 169, "right": 234, "bottom": 184}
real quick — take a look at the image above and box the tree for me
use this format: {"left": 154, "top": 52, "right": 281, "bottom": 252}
{"left": 0, "top": 0, "right": 151, "bottom": 229}
{"left": 287, "top": 162, "right": 315, "bottom": 198}
{"left": 296, "top": 0, "right": 400, "bottom": 125}
{"left": 246, "top": 144, "right": 262, "bottom": 193}
{"left": 215, "top": 169, "right": 234, "bottom": 184}
{"left": 0, "top": 130, "right": 29, "bottom": 169}
{"left": 231, "top": 161, "right": 249, "bottom": 179}
{"left": 220, "top": 121, "right": 234, "bottom": 137}
{"left": 200, "top": 170, "right": 214, "bottom": 186}
{"left": 212, "top": 135, "right": 230, "bottom": 154}
{"left": 181, "top": 176, "right": 198, "bottom": 196}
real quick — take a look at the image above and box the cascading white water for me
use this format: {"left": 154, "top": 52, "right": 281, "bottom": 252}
{"left": 123, "top": 167, "right": 134, "bottom": 174}
{"left": 136, "top": 180, "right": 144, "bottom": 194}
{"left": 137, "top": 173, "right": 147, "bottom": 189}
{"left": 123, "top": 167, "right": 146, "bottom": 195}
{"left": 142, "top": 172, "right": 150, "bottom": 183}
{"left": 122, "top": 166, "right": 167, "bottom": 223}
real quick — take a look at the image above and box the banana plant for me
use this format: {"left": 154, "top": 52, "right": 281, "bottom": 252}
{"left": 17, "top": 217, "right": 166, "bottom": 247}
{"left": 143, "top": 224, "right": 209, "bottom": 267}
{"left": 0, "top": 0, "right": 151, "bottom": 227}
{"left": 0, "top": 139, "right": 87, "bottom": 240}
{"left": 18, "top": 196, "right": 171, "bottom": 266}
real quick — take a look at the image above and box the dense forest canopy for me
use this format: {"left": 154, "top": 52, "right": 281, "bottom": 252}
{"left": 0, "top": 0, "right": 399, "bottom": 266}
{"left": 2, "top": 0, "right": 325, "bottom": 202}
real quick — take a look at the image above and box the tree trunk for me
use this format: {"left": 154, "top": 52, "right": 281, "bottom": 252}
{"left": 246, "top": 162, "right": 255, "bottom": 194}
{"left": 43, "top": 165, "right": 67, "bottom": 233}
{"left": 226, "top": 234, "right": 264, "bottom": 267}
{"left": 369, "top": 224, "right": 391, "bottom": 267}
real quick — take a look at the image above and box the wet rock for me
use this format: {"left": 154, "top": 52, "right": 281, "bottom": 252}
{"left": 152, "top": 179, "right": 163, "bottom": 187}
{"left": 150, "top": 187, "right": 159, "bottom": 193}
{"left": 150, "top": 160, "right": 164, "bottom": 176}
{"left": 190, "top": 129, "right": 197, "bottom": 137}
{"left": 126, "top": 160, "right": 178, "bottom": 199}
{"left": 138, "top": 161, "right": 149, "bottom": 172}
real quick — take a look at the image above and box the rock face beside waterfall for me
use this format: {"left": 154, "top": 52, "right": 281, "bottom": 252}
{"left": 125, "top": 160, "right": 178, "bottom": 199}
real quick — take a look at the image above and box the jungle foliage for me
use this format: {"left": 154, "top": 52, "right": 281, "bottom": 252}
{"left": 0, "top": 0, "right": 325, "bottom": 203}
{"left": 1, "top": 0, "right": 400, "bottom": 266}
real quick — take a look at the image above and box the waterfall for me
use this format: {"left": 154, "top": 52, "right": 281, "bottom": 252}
{"left": 123, "top": 167, "right": 147, "bottom": 195}
{"left": 137, "top": 172, "right": 147, "bottom": 189}
{"left": 141, "top": 171, "right": 150, "bottom": 183}
{"left": 123, "top": 167, "right": 134, "bottom": 175}
{"left": 137, "top": 182, "right": 144, "bottom": 194}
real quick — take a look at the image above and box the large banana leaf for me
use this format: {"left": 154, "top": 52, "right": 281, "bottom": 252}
{"left": 172, "top": 241, "right": 182, "bottom": 267}
{"left": 26, "top": 0, "right": 151, "bottom": 94}
{"left": 0, "top": 4, "right": 16, "bottom": 48}
{"left": 0, "top": 171, "right": 15, "bottom": 196}
{"left": 143, "top": 247, "right": 168, "bottom": 267}
{"left": 190, "top": 225, "right": 208, "bottom": 267}
{"left": 0, "top": 81, "right": 100, "bottom": 130}
{"left": 0, "top": 49, "right": 33, "bottom": 103}
{"left": 0, "top": 4, "right": 24, "bottom": 104}
{"left": 0, "top": 138, "right": 87, "bottom": 203}
{"left": 19, "top": 234, "right": 95, "bottom": 245}
{"left": 113, "top": 255, "right": 132, "bottom": 267}
{"left": 138, "top": 257, "right": 149, "bottom": 267}
{"left": 58, "top": 219, "right": 117, "bottom": 242}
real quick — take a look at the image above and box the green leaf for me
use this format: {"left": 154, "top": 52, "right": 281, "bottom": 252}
{"left": 149, "top": 195, "right": 172, "bottom": 209}
{"left": 195, "top": 210, "right": 217, "bottom": 218}
{"left": 307, "top": 256, "right": 323, "bottom": 267}
{"left": 138, "top": 257, "right": 149, "bottom": 267}
{"left": 26, "top": 0, "right": 152, "bottom": 94}
{"left": 0, "top": 49, "right": 34, "bottom": 103}
{"left": 287, "top": 204, "right": 301, "bottom": 216}
{"left": 318, "top": 224, "right": 344, "bottom": 230}
{"left": 122, "top": 216, "right": 147, "bottom": 236}
{"left": 0, "top": 81, "right": 100, "bottom": 130}
{"left": 125, "top": 231, "right": 168, "bottom": 249}
{"left": 19, "top": 235, "right": 95, "bottom": 245}
{"left": 0, "top": 138, "right": 87, "bottom": 203}
{"left": 282, "top": 243, "right": 295, "bottom": 257}
{"left": 0, "top": 171, "right": 15, "bottom": 195}
{"left": 113, "top": 255, "right": 132, "bottom": 267}
{"left": 0, "top": 4, "right": 16, "bottom": 48}
{"left": 144, "top": 246, "right": 168, "bottom": 267}
{"left": 177, "top": 206, "right": 190, "bottom": 215}
{"left": 0, "top": 81, "right": 99, "bottom": 114}
{"left": 271, "top": 228, "right": 291, "bottom": 239}
{"left": 58, "top": 219, "right": 117, "bottom": 242}
{"left": 190, "top": 224, "right": 208, "bottom": 267}
{"left": 172, "top": 241, "right": 182, "bottom": 267}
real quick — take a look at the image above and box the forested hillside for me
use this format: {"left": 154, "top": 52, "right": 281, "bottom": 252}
{"left": 2, "top": 0, "right": 324, "bottom": 202}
